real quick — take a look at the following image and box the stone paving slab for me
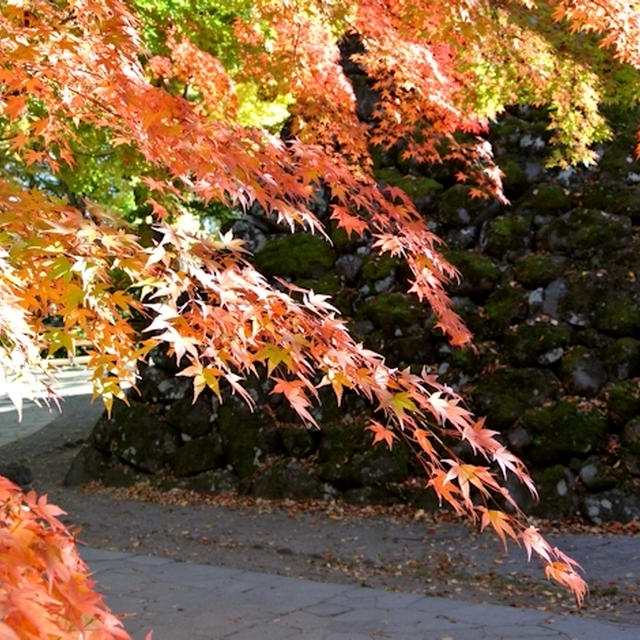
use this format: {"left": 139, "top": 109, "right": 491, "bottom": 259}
{"left": 82, "top": 548, "right": 640, "bottom": 640}
{"left": 3, "top": 378, "right": 640, "bottom": 639}
{"left": 0, "top": 390, "right": 101, "bottom": 447}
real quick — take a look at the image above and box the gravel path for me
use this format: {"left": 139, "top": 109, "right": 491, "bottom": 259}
{"left": 1, "top": 396, "right": 639, "bottom": 626}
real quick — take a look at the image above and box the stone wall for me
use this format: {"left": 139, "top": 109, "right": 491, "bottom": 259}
{"left": 67, "top": 104, "right": 640, "bottom": 522}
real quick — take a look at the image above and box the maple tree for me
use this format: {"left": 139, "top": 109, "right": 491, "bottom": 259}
{"left": 3, "top": 0, "right": 640, "bottom": 634}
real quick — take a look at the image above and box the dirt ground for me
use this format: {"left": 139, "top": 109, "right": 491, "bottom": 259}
{"left": 2, "top": 404, "right": 640, "bottom": 627}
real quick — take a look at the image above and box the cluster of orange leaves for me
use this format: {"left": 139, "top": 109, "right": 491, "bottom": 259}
{"left": 3, "top": 0, "right": 640, "bottom": 634}
{"left": 0, "top": 476, "right": 138, "bottom": 640}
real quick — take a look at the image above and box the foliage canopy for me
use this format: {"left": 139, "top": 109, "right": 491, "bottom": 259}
{"left": 3, "top": 0, "right": 640, "bottom": 634}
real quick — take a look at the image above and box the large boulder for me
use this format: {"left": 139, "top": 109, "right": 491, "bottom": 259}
{"left": 520, "top": 401, "right": 608, "bottom": 463}
{"left": 91, "top": 402, "right": 179, "bottom": 473}
{"left": 472, "top": 368, "right": 556, "bottom": 430}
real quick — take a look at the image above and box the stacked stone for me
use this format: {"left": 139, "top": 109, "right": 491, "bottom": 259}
{"left": 68, "top": 103, "right": 640, "bottom": 522}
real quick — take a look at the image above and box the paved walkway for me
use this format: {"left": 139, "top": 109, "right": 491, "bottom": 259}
{"left": 0, "top": 363, "right": 93, "bottom": 446}
{"left": 84, "top": 546, "right": 639, "bottom": 640}
{"left": 2, "top": 372, "right": 640, "bottom": 639}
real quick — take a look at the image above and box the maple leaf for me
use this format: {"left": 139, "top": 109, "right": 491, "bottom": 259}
{"left": 271, "top": 377, "right": 318, "bottom": 426}
{"left": 426, "top": 469, "right": 464, "bottom": 515}
{"left": 545, "top": 562, "right": 588, "bottom": 606}
{"left": 330, "top": 205, "right": 368, "bottom": 237}
{"left": 478, "top": 507, "right": 518, "bottom": 551}
{"left": 366, "top": 420, "right": 398, "bottom": 449}
{"left": 413, "top": 428, "right": 435, "bottom": 458}
{"left": 254, "top": 344, "right": 293, "bottom": 376}
{"left": 520, "top": 526, "right": 552, "bottom": 564}
{"left": 461, "top": 417, "right": 500, "bottom": 456}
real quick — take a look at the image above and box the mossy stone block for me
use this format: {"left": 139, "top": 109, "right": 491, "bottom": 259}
{"left": 521, "top": 401, "right": 608, "bottom": 463}
{"left": 513, "top": 254, "right": 565, "bottom": 288}
{"left": 505, "top": 322, "right": 572, "bottom": 366}
{"left": 472, "top": 368, "right": 555, "bottom": 430}
{"left": 444, "top": 250, "right": 501, "bottom": 298}
{"left": 218, "top": 392, "right": 280, "bottom": 479}
{"left": 91, "top": 402, "right": 178, "bottom": 473}
{"left": 296, "top": 273, "right": 342, "bottom": 296}
{"left": 483, "top": 286, "right": 528, "bottom": 336}
{"left": 360, "top": 253, "right": 400, "bottom": 282}
{"left": 255, "top": 233, "right": 335, "bottom": 278}
{"left": 329, "top": 224, "right": 357, "bottom": 252}
{"left": 580, "top": 185, "right": 610, "bottom": 210}
{"left": 499, "top": 156, "right": 528, "bottom": 197}
{"left": 437, "top": 185, "right": 486, "bottom": 227}
{"left": 600, "top": 139, "right": 639, "bottom": 174}
{"left": 540, "top": 209, "right": 632, "bottom": 256}
{"left": 375, "top": 167, "right": 443, "bottom": 200}
{"left": 482, "top": 215, "right": 530, "bottom": 257}
{"left": 559, "top": 345, "right": 608, "bottom": 396}
{"left": 518, "top": 184, "right": 571, "bottom": 212}
{"left": 531, "top": 465, "right": 577, "bottom": 519}
{"left": 607, "top": 381, "right": 640, "bottom": 427}
{"left": 594, "top": 295, "right": 640, "bottom": 336}
{"left": 355, "top": 292, "right": 421, "bottom": 332}
{"left": 604, "top": 338, "right": 640, "bottom": 380}
{"left": 172, "top": 433, "right": 225, "bottom": 477}
{"left": 318, "top": 421, "right": 370, "bottom": 488}
{"left": 622, "top": 417, "right": 640, "bottom": 466}
{"left": 251, "top": 458, "right": 324, "bottom": 500}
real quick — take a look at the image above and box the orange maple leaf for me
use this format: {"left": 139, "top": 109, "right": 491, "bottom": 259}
{"left": 366, "top": 420, "right": 398, "bottom": 449}
{"left": 478, "top": 507, "right": 518, "bottom": 551}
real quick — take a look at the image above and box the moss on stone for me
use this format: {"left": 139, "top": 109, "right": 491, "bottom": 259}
{"left": 444, "top": 250, "right": 501, "bottom": 297}
{"left": 483, "top": 215, "right": 530, "bottom": 257}
{"left": 360, "top": 253, "right": 399, "bottom": 282}
{"left": 251, "top": 458, "right": 324, "bottom": 500}
{"left": 505, "top": 322, "right": 572, "bottom": 366}
{"left": 437, "top": 185, "right": 486, "bottom": 227}
{"left": 218, "top": 392, "right": 280, "bottom": 480}
{"left": 329, "top": 225, "right": 352, "bottom": 252}
{"left": 255, "top": 233, "right": 335, "bottom": 278}
{"left": 607, "top": 381, "right": 640, "bottom": 427}
{"left": 296, "top": 274, "right": 342, "bottom": 297}
{"left": 173, "top": 434, "right": 224, "bottom": 477}
{"left": 513, "top": 254, "right": 565, "bottom": 288}
{"left": 374, "top": 167, "right": 443, "bottom": 199}
{"left": 521, "top": 401, "right": 608, "bottom": 463}
{"left": 318, "top": 421, "right": 410, "bottom": 490}
{"left": 580, "top": 185, "right": 610, "bottom": 210}
{"left": 483, "top": 286, "right": 528, "bottom": 336}
{"left": 605, "top": 186, "right": 640, "bottom": 215}
{"left": 604, "top": 338, "right": 640, "bottom": 380}
{"left": 499, "top": 156, "right": 528, "bottom": 196}
{"left": 472, "top": 368, "right": 555, "bottom": 430}
{"left": 622, "top": 417, "right": 640, "bottom": 465}
{"left": 537, "top": 209, "right": 632, "bottom": 256}
{"left": 594, "top": 296, "right": 640, "bottom": 336}
{"left": 518, "top": 184, "right": 571, "bottom": 212}
{"left": 600, "top": 138, "right": 639, "bottom": 174}
{"left": 355, "top": 292, "right": 421, "bottom": 332}
{"left": 530, "top": 465, "right": 577, "bottom": 519}
{"left": 490, "top": 115, "right": 525, "bottom": 140}
{"left": 448, "top": 346, "right": 479, "bottom": 372}
{"left": 559, "top": 345, "right": 608, "bottom": 396}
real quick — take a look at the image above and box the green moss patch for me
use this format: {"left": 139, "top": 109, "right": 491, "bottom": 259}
{"left": 513, "top": 254, "right": 565, "bottom": 288}
{"left": 255, "top": 233, "right": 335, "bottom": 278}
{"left": 374, "top": 167, "right": 443, "bottom": 199}
{"left": 483, "top": 215, "right": 530, "bottom": 257}
{"left": 521, "top": 401, "right": 608, "bottom": 463}
{"left": 505, "top": 322, "right": 572, "bottom": 366}
{"left": 444, "top": 250, "right": 501, "bottom": 298}
{"left": 472, "top": 368, "right": 555, "bottom": 430}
